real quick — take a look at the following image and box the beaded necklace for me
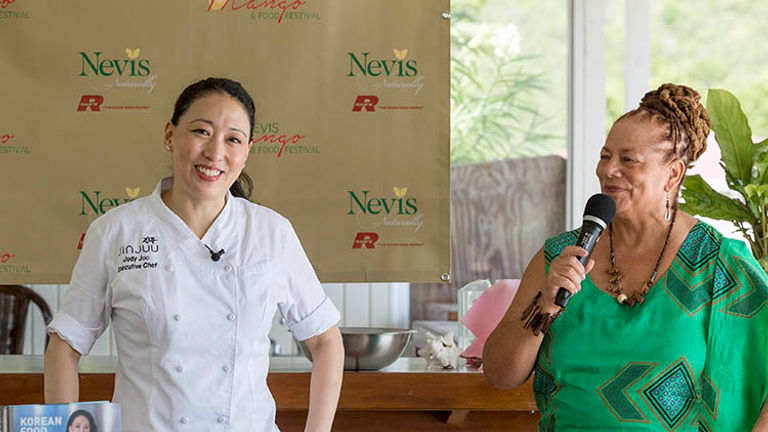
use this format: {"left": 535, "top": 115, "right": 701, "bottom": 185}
{"left": 607, "top": 209, "right": 677, "bottom": 306}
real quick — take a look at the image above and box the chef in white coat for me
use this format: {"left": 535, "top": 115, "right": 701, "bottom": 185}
{"left": 44, "top": 77, "right": 344, "bottom": 432}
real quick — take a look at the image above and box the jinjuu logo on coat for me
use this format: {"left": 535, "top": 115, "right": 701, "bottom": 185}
{"left": 118, "top": 243, "right": 159, "bottom": 257}
{"left": 117, "top": 237, "right": 160, "bottom": 272}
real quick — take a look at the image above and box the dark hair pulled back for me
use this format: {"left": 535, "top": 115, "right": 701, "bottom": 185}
{"left": 170, "top": 77, "right": 255, "bottom": 199}
{"left": 67, "top": 410, "right": 98, "bottom": 432}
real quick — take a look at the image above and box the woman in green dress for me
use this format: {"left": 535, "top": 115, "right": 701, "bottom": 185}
{"left": 484, "top": 83, "right": 768, "bottom": 431}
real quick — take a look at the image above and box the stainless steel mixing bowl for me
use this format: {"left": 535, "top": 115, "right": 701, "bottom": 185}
{"left": 298, "top": 327, "right": 415, "bottom": 371}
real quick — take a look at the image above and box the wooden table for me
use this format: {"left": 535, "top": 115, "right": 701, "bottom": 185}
{"left": 0, "top": 356, "right": 539, "bottom": 431}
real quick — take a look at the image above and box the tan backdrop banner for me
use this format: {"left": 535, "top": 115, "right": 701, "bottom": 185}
{"left": 0, "top": 0, "right": 450, "bottom": 284}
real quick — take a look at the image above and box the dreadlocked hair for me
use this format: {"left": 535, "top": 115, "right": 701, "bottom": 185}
{"left": 618, "top": 83, "right": 711, "bottom": 168}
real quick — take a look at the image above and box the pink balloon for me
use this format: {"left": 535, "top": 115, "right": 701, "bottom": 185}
{"left": 460, "top": 279, "right": 520, "bottom": 360}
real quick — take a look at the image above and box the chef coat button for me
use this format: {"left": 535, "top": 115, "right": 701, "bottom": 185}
{"left": 173, "top": 314, "right": 182, "bottom": 321}
{"left": 227, "top": 313, "right": 236, "bottom": 321}
{"left": 180, "top": 417, "right": 189, "bottom": 424}
{"left": 165, "top": 263, "right": 174, "bottom": 271}
{"left": 224, "top": 264, "right": 233, "bottom": 272}
{"left": 218, "top": 416, "right": 227, "bottom": 424}
{"left": 176, "top": 365, "right": 184, "bottom": 373}
{"left": 222, "top": 365, "right": 231, "bottom": 372}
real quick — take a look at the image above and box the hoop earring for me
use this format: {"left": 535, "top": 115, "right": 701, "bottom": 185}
{"left": 664, "top": 191, "right": 671, "bottom": 221}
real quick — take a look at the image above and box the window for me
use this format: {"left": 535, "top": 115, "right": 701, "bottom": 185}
{"left": 451, "top": 0, "right": 568, "bottom": 164}
{"left": 651, "top": 0, "right": 768, "bottom": 239}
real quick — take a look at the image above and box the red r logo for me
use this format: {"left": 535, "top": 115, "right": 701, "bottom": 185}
{"left": 77, "top": 95, "right": 104, "bottom": 112}
{"left": 352, "top": 95, "right": 379, "bottom": 112}
{"left": 352, "top": 232, "right": 379, "bottom": 249}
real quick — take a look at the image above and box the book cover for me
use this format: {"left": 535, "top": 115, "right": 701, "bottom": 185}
{"left": 6, "top": 401, "right": 120, "bottom": 432}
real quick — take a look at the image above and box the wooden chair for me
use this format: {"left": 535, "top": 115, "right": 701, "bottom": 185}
{"left": 0, "top": 285, "right": 53, "bottom": 354}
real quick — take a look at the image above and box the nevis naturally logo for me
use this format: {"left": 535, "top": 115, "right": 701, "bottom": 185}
{"left": 79, "top": 50, "right": 150, "bottom": 77}
{"left": 347, "top": 50, "right": 418, "bottom": 77}
{"left": 347, "top": 189, "right": 418, "bottom": 216}
{"left": 79, "top": 187, "right": 140, "bottom": 216}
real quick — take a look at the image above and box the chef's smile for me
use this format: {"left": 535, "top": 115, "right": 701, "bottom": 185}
{"left": 194, "top": 164, "right": 224, "bottom": 181}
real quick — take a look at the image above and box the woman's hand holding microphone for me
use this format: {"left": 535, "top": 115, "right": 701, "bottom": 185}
{"left": 541, "top": 246, "right": 595, "bottom": 311}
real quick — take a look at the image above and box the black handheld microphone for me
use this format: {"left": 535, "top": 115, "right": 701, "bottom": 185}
{"left": 554, "top": 193, "right": 616, "bottom": 308}
{"left": 204, "top": 244, "right": 226, "bottom": 262}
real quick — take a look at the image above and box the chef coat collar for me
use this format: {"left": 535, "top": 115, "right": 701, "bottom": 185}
{"left": 149, "top": 177, "right": 235, "bottom": 257}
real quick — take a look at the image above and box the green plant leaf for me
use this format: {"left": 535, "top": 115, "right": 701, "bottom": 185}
{"left": 759, "top": 257, "right": 768, "bottom": 274}
{"left": 744, "top": 184, "right": 760, "bottom": 200}
{"left": 680, "top": 174, "right": 753, "bottom": 222}
{"left": 754, "top": 138, "right": 768, "bottom": 184}
{"left": 707, "top": 89, "right": 754, "bottom": 185}
{"left": 743, "top": 184, "right": 768, "bottom": 200}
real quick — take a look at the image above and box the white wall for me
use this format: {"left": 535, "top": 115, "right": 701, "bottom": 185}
{"left": 22, "top": 283, "right": 409, "bottom": 357}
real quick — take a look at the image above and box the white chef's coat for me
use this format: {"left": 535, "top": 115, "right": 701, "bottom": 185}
{"left": 48, "top": 177, "right": 340, "bottom": 432}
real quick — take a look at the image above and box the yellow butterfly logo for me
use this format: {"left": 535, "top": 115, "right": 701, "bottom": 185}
{"left": 393, "top": 49, "right": 408, "bottom": 60}
{"left": 125, "top": 187, "right": 140, "bottom": 198}
{"left": 125, "top": 48, "right": 140, "bottom": 59}
{"left": 393, "top": 187, "right": 408, "bottom": 198}
{"left": 210, "top": 0, "right": 227, "bottom": 10}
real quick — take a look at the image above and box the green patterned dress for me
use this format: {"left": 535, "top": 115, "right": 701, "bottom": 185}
{"left": 537, "top": 221, "right": 768, "bottom": 431}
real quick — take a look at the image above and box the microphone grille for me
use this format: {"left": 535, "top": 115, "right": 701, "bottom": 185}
{"left": 583, "top": 193, "right": 616, "bottom": 226}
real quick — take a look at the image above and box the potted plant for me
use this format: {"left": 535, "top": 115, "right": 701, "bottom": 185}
{"left": 680, "top": 89, "right": 768, "bottom": 271}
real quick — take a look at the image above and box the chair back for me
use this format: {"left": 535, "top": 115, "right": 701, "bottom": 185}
{"left": 0, "top": 285, "right": 53, "bottom": 354}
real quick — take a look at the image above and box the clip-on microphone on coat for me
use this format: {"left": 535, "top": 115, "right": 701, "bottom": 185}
{"left": 204, "top": 244, "right": 226, "bottom": 262}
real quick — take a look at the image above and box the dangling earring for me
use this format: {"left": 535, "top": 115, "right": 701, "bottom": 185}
{"left": 664, "top": 191, "right": 671, "bottom": 221}
{"left": 165, "top": 145, "right": 171, "bottom": 152}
